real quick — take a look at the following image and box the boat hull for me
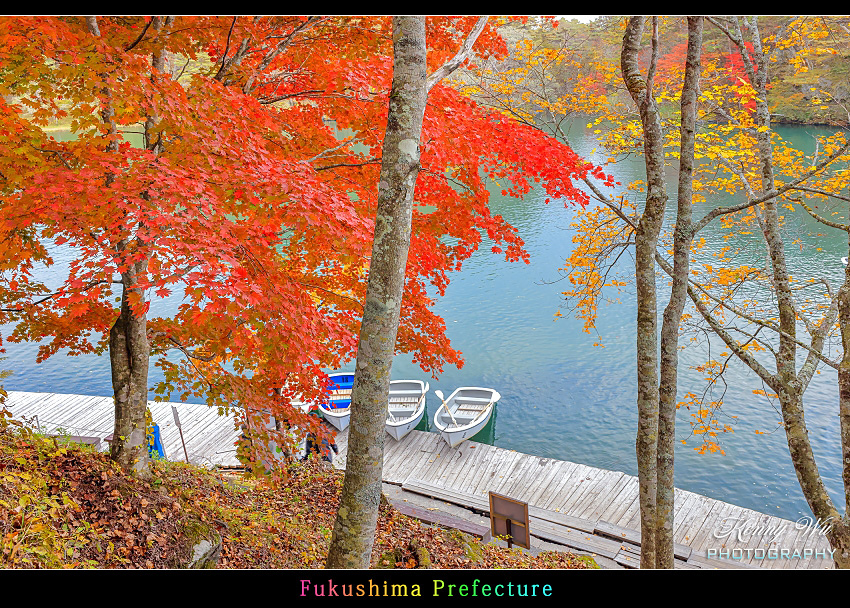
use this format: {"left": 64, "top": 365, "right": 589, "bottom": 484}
{"left": 385, "top": 380, "right": 429, "bottom": 441}
{"left": 320, "top": 407, "right": 350, "bottom": 431}
{"left": 438, "top": 406, "right": 492, "bottom": 447}
{"left": 386, "top": 405, "right": 425, "bottom": 441}
{"left": 318, "top": 372, "right": 354, "bottom": 432}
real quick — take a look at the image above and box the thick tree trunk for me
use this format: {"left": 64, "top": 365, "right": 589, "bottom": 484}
{"left": 325, "top": 16, "right": 428, "bottom": 569}
{"left": 621, "top": 16, "right": 667, "bottom": 569}
{"left": 109, "top": 256, "right": 151, "bottom": 475}
{"left": 656, "top": 16, "right": 702, "bottom": 569}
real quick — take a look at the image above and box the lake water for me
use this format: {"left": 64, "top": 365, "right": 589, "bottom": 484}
{"left": 2, "top": 121, "right": 848, "bottom": 522}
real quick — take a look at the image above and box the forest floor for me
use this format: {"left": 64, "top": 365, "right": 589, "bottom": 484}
{"left": 0, "top": 415, "right": 596, "bottom": 569}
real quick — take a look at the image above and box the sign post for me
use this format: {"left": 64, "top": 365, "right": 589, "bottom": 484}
{"left": 488, "top": 491, "right": 531, "bottom": 550}
{"left": 172, "top": 405, "right": 190, "bottom": 463}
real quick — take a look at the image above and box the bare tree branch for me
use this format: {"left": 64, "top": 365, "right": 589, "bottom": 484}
{"left": 691, "top": 141, "right": 850, "bottom": 235}
{"left": 426, "top": 17, "right": 488, "bottom": 92}
{"left": 124, "top": 17, "right": 155, "bottom": 52}
{"left": 215, "top": 16, "right": 239, "bottom": 81}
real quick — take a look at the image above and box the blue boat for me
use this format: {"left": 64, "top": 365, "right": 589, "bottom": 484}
{"left": 317, "top": 372, "right": 355, "bottom": 431}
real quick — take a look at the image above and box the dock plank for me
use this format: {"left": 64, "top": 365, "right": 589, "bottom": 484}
{"left": 406, "top": 433, "right": 446, "bottom": 483}
{"left": 468, "top": 447, "right": 509, "bottom": 496}
{"left": 499, "top": 453, "right": 539, "bottom": 498}
{"left": 671, "top": 491, "right": 701, "bottom": 539}
{"left": 576, "top": 472, "right": 627, "bottom": 521}
{"left": 486, "top": 451, "right": 523, "bottom": 493}
{"left": 390, "top": 498, "right": 491, "bottom": 541}
{"left": 731, "top": 512, "right": 785, "bottom": 567}
{"left": 772, "top": 524, "right": 810, "bottom": 569}
{"left": 676, "top": 495, "right": 717, "bottom": 546}
{"left": 473, "top": 446, "right": 505, "bottom": 497}
{"left": 565, "top": 470, "right": 621, "bottom": 520}
{"left": 415, "top": 436, "right": 452, "bottom": 483}
{"left": 380, "top": 431, "right": 407, "bottom": 475}
{"left": 492, "top": 451, "right": 528, "bottom": 496}
{"left": 593, "top": 520, "right": 692, "bottom": 560}
{"left": 690, "top": 501, "right": 734, "bottom": 554}
{"left": 535, "top": 461, "right": 580, "bottom": 511}
{"left": 530, "top": 518, "right": 622, "bottom": 560}
{"left": 791, "top": 524, "right": 829, "bottom": 569}
{"left": 456, "top": 443, "right": 493, "bottom": 495}
{"left": 598, "top": 476, "right": 639, "bottom": 523}
{"left": 389, "top": 432, "right": 430, "bottom": 481}
{"left": 614, "top": 486, "right": 643, "bottom": 530}
{"left": 524, "top": 459, "right": 564, "bottom": 507}
{"left": 544, "top": 463, "right": 593, "bottom": 512}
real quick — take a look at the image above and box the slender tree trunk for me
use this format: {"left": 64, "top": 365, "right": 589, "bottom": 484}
{"left": 622, "top": 16, "right": 667, "bottom": 569}
{"left": 656, "top": 16, "right": 703, "bottom": 569}
{"left": 840, "top": 252, "right": 850, "bottom": 519}
{"left": 778, "top": 383, "right": 850, "bottom": 567}
{"left": 144, "top": 16, "right": 171, "bottom": 156}
{"left": 326, "top": 16, "right": 428, "bottom": 568}
{"left": 834, "top": 248, "right": 850, "bottom": 568}
{"left": 736, "top": 17, "right": 850, "bottom": 568}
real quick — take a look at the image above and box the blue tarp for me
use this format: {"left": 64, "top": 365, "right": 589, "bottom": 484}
{"left": 148, "top": 423, "right": 166, "bottom": 459}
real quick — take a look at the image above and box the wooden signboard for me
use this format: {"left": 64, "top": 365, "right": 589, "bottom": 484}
{"left": 489, "top": 491, "right": 531, "bottom": 549}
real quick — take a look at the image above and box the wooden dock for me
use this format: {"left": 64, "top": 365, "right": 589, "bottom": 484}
{"left": 3, "top": 391, "right": 242, "bottom": 467}
{"left": 334, "top": 428, "right": 836, "bottom": 569}
{"left": 3, "top": 390, "right": 836, "bottom": 569}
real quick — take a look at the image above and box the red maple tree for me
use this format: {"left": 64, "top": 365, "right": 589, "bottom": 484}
{"left": 0, "top": 16, "right": 604, "bottom": 473}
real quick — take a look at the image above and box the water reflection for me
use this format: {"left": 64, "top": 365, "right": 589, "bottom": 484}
{"left": 393, "top": 120, "right": 849, "bottom": 521}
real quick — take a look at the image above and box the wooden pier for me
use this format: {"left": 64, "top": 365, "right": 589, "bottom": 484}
{"left": 3, "top": 390, "right": 836, "bottom": 569}
{"left": 334, "top": 428, "right": 836, "bottom": 569}
{"left": 3, "top": 391, "right": 242, "bottom": 467}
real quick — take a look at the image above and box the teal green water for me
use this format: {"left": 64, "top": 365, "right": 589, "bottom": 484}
{"left": 3, "top": 121, "right": 848, "bottom": 522}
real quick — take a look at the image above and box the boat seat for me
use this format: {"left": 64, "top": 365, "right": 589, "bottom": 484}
{"left": 446, "top": 413, "right": 478, "bottom": 426}
{"left": 389, "top": 395, "right": 420, "bottom": 404}
{"left": 455, "top": 400, "right": 491, "bottom": 413}
{"left": 389, "top": 404, "right": 418, "bottom": 412}
{"left": 387, "top": 405, "right": 419, "bottom": 422}
{"left": 456, "top": 396, "right": 492, "bottom": 403}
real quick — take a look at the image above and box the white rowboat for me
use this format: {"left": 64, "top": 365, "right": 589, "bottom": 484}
{"left": 433, "top": 386, "right": 499, "bottom": 448}
{"left": 385, "top": 380, "right": 429, "bottom": 441}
